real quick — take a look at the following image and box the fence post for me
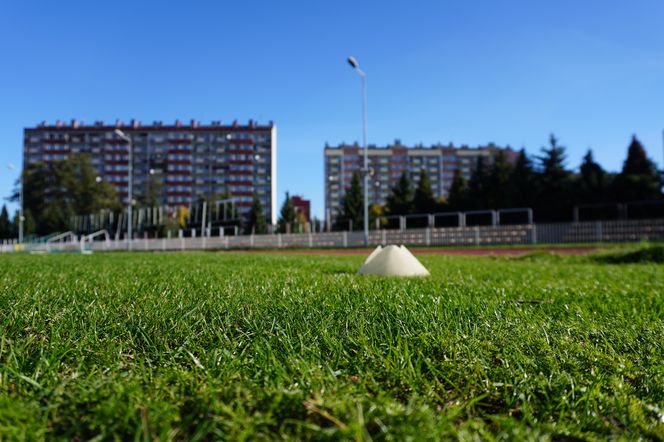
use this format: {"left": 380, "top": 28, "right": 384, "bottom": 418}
{"left": 381, "top": 229, "right": 386, "bottom": 245}
{"left": 308, "top": 233, "right": 313, "bottom": 248}
{"left": 400, "top": 216, "right": 405, "bottom": 231}
{"left": 162, "top": 237, "right": 166, "bottom": 252}
{"left": 343, "top": 231, "right": 348, "bottom": 248}
{"left": 474, "top": 226, "right": 480, "bottom": 246}
{"left": 250, "top": 234, "right": 255, "bottom": 247}
{"left": 596, "top": 221, "right": 603, "bottom": 242}
{"left": 278, "top": 233, "right": 282, "bottom": 248}
{"left": 426, "top": 227, "right": 431, "bottom": 246}
{"left": 531, "top": 224, "right": 537, "bottom": 244}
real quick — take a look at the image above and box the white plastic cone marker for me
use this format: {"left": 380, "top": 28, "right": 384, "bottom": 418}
{"left": 362, "top": 245, "right": 383, "bottom": 266}
{"left": 358, "top": 245, "right": 430, "bottom": 277}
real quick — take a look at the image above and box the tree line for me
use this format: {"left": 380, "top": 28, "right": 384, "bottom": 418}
{"left": 1, "top": 155, "right": 245, "bottom": 240}
{"left": 1, "top": 154, "right": 308, "bottom": 239}
{"left": 2, "top": 155, "right": 120, "bottom": 240}
{"left": 336, "top": 135, "right": 663, "bottom": 228}
{"left": 2, "top": 135, "right": 662, "bottom": 240}
{"left": 245, "top": 191, "right": 315, "bottom": 235}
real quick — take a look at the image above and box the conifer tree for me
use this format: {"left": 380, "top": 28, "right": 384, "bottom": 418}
{"left": 0, "top": 205, "right": 10, "bottom": 239}
{"left": 386, "top": 172, "right": 414, "bottom": 215}
{"left": 510, "top": 148, "right": 536, "bottom": 207}
{"left": 612, "top": 136, "right": 661, "bottom": 201}
{"left": 622, "top": 136, "right": 656, "bottom": 176}
{"left": 467, "top": 156, "right": 490, "bottom": 209}
{"left": 578, "top": 149, "right": 607, "bottom": 202}
{"left": 245, "top": 193, "right": 268, "bottom": 234}
{"left": 277, "top": 192, "right": 297, "bottom": 233}
{"left": 413, "top": 169, "right": 437, "bottom": 213}
{"left": 487, "top": 151, "right": 514, "bottom": 208}
{"left": 340, "top": 172, "right": 364, "bottom": 230}
{"left": 446, "top": 169, "right": 468, "bottom": 211}
{"left": 535, "top": 134, "right": 573, "bottom": 221}
{"left": 538, "top": 134, "right": 569, "bottom": 192}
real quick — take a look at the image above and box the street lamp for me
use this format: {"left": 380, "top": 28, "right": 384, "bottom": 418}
{"left": 7, "top": 163, "right": 23, "bottom": 243}
{"left": 114, "top": 129, "right": 133, "bottom": 249}
{"left": 347, "top": 56, "right": 369, "bottom": 246}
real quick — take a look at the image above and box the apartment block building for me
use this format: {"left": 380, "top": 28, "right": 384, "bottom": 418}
{"left": 324, "top": 140, "right": 517, "bottom": 220}
{"left": 291, "top": 195, "right": 311, "bottom": 223}
{"left": 23, "top": 119, "right": 277, "bottom": 224}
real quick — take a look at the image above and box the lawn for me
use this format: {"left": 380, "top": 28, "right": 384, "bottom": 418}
{"left": 0, "top": 249, "right": 662, "bottom": 440}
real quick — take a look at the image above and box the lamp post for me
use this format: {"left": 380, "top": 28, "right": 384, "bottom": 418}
{"left": 7, "top": 163, "right": 23, "bottom": 243}
{"left": 114, "top": 129, "right": 133, "bottom": 249}
{"left": 208, "top": 143, "right": 213, "bottom": 237}
{"left": 347, "top": 56, "right": 369, "bottom": 246}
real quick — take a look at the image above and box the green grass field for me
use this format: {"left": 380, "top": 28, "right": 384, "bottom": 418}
{"left": 0, "top": 248, "right": 662, "bottom": 440}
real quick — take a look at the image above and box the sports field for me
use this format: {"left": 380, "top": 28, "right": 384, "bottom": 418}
{"left": 0, "top": 247, "right": 662, "bottom": 440}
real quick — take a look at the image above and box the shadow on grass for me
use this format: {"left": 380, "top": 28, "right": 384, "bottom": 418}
{"left": 593, "top": 246, "right": 664, "bottom": 264}
{"left": 509, "top": 252, "right": 566, "bottom": 262}
{"left": 321, "top": 268, "right": 356, "bottom": 275}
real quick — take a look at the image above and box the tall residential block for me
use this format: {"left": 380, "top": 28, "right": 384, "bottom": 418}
{"left": 23, "top": 119, "right": 277, "bottom": 224}
{"left": 324, "top": 140, "right": 517, "bottom": 220}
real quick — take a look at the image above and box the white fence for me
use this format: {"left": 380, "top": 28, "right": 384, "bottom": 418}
{"left": 2, "top": 218, "right": 663, "bottom": 254}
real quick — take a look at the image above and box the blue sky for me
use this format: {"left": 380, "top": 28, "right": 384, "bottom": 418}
{"left": 1, "top": 1, "right": 663, "bottom": 217}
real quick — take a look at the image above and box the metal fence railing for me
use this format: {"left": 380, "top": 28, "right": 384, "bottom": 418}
{"left": 2, "top": 218, "right": 663, "bottom": 254}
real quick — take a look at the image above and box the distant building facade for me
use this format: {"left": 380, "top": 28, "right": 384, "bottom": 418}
{"left": 23, "top": 119, "right": 277, "bottom": 224}
{"left": 324, "top": 140, "right": 517, "bottom": 220}
{"left": 291, "top": 195, "right": 311, "bottom": 223}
